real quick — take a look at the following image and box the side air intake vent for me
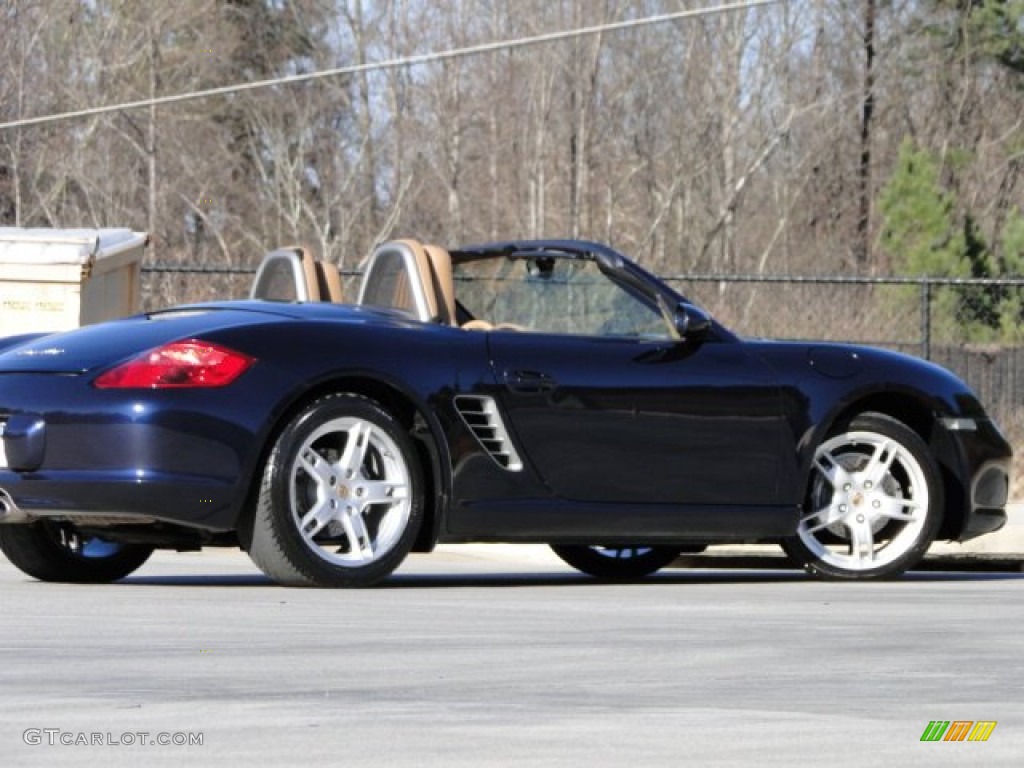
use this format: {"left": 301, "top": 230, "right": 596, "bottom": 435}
{"left": 454, "top": 395, "right": 523, "bottom": 471}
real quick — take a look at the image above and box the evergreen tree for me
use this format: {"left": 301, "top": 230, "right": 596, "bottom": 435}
{"left": 960, "top": 213, "right": 1002, "bottom": 331}
{"left": 944, "top": 0, "right": 1024, "bottom": 75}
{"left": 878, "top": 138, "right": 1007, "bottom": 340}
{"left": 879, "top": 139, "right": 968, "bottom": 277}
{"left": 996, "top": 211, "right": 1024, "bottom": 337}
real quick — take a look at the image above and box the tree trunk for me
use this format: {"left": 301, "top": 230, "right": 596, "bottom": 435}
{"left": 147, "top": 25, "right": 159, "bottom": 260}
{"left": 856, "top": 0, "right": 876, "bottom": 270}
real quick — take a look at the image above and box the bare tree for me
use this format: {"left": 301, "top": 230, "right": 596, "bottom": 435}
{"left": 0, "top": 0, "right": 1019, "bottom": 306}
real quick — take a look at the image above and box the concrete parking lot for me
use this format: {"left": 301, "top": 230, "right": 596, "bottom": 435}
{"left": 0, "top": 545, "right": 1021, "bottom": 767}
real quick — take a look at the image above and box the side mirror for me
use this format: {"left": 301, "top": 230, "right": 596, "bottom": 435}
{"left": 674, "top": 303, "right": 712, "bottom": 338}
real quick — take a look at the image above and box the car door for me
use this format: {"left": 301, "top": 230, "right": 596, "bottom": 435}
{"left": 487, "top": 331, "right": 788, "bottom": 507}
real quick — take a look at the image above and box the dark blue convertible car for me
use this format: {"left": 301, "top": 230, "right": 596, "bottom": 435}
{"left": 0, "top": 239, "right": 1012, "bottom": 586}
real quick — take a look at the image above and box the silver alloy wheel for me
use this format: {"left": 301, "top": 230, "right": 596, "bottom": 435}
{"left": 288, "top": 415, "right": 412, "bottom": 567}
{"left": 52, "top": 525, "right": 122, "bottom": 559}
{"left": 549, "top": 543, "right": 680, "bottom": 579}
{"left": 797, "top": 429, "right": 929, "bottom": 572}
{"left": 590, "top": 546, "right": 654, "bottom": 560}
{"left": 0, "top": 520, "right": 154, "bottom": 583}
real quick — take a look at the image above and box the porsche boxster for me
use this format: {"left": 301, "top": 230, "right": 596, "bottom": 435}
{"left": 0, "top": 239, "right": 1012, "bottom": 586}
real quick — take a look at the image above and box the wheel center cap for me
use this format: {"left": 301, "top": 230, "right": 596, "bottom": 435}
{"left": 851, "top": 492, "right": 864, "bottom": 507}
{"left": 337, "top": 485, "right": 350, "bottom": 499}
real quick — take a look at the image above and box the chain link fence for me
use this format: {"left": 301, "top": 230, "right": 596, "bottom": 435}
{"left": 142, "top": 265, "right": 261, "bottom": 311}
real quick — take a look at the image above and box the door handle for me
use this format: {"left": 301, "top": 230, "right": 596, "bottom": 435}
{"left": 505, "top": 370, "right": 557, "bottom": 393}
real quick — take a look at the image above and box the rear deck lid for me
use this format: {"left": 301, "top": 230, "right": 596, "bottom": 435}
{"left": 0, "top": 306, "right": 286, "bottom": 374}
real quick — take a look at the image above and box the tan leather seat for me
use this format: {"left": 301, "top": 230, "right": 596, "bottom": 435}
{"left": 393, "top": 239, "right": 439, "bottom": 320}
{"left": 315, "top": 260, "right": 344, "bottom": 302}
{"left": 357, "top": 239, "right": 439, "bottom": 320}
{"left": 294, "top": 246, "right": 321, "bottom": 302}
{"left": 356, "top": 239, "right": 462, "bottom": 325}
{"left": 423, "top": 244, "right": 457, "bottom": 326}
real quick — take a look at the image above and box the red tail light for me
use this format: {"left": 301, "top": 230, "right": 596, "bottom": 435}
{"left": 94, "top": 340, "right": 255, "bottom": 389}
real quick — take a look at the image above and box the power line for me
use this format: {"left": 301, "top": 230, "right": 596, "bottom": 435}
{"left": 0, "top": 0, "right": 781, "bottom": 132}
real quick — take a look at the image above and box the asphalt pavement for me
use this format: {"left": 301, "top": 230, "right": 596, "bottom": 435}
{"left": 0, "top": 546, "right": 1022, "bottom": 767}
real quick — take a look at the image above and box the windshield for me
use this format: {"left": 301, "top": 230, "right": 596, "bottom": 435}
{"left": 453, "top": 255, "right": 669, "bottom": 338}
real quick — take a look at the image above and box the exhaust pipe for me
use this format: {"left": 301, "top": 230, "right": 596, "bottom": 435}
{"left": 0, "top": 489, "right": 33, "bottom": 524}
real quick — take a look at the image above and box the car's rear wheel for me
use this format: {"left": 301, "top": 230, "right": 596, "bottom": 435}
{"left": 0, "top": 521, "right": 153, "bottom": 583}
{"left": 550, "top": 545, "right": 679, "bottom": 579}
{"left": 782, "top": 412, "right": 942, "bottom": 579}
{"left": 248, "top": 394, "right": 424, "bottom": 587}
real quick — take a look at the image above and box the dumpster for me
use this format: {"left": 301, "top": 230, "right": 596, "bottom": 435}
{"left": 0, "top": 228, "right": 148, "bottom": 337}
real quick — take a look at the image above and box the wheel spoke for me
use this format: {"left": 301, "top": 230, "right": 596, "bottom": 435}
{"left": 874, "top": 495, "right": 922, "bottom": 522}
{"left": 813, "top": 451, "right": 850, "bottom": 489}
{"left": 299, "top": 448, "right": 334, "bottom": 487}
{"left": 339, "top": 422, "right": 373, "bottom": 477}
{"left": 340, "top": 508, "right": 374, "bottom": 561}
{"left": 801, "top": 503, "right": 843, "bottom": 534}
{"left": 355, "top": 479, "right": 408, "bottom": 510}
{"left": 299, "top": 498, "right": 336, "bottom": 538}
{"left": 846, "top": 520, "right": 875, "bottom": 565}
{"left": 879, "top": 510, "right": 916, "bottom": 522}
{"left": 862, "top": 439, "right": 898, "bottom": 486}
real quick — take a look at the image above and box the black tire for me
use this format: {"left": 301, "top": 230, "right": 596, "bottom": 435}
{"left": 781, "top": 412, "right": 943, "bottom": 579}
{"left": 0, "top": 521, "right": 153, "bottom": 583}
{"left": 550, "top": 544, "right": 679, "bottom": 580}
{"left": 248, "top": 393, "right": 424, "bottom": 587}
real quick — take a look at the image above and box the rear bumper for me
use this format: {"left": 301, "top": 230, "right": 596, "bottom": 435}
{"left": 0, "top": 469, "right": 241, "bottom": 530}
{"left": 1, "top": 372, "right": 271, "bottom": 531}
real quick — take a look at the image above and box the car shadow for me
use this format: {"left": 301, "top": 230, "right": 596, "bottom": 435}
{"left": 112, "top": 567, "right": 1024, "bottom": 589}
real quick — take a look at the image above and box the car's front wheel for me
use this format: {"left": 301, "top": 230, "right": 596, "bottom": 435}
{"left": 248, "top": 393, "right": 424, "bottom": 587}
{"left": 0, "top": 522, "right": 153, "bottom": 583}
{"left": 782, "top": 412, "right": 943, "bottom": 579}
{"left": 550, "top": 545, "right": 679, "bottom": 579}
